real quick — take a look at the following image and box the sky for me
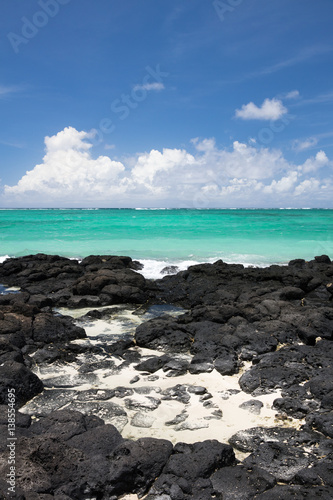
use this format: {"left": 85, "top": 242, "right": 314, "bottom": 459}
{"left": 0, "top": 0, "right": 333, "bottom": 208}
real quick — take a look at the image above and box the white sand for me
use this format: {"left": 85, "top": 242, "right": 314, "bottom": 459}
{"left": 25, "top": 307, "right": 304, "bottom": 462}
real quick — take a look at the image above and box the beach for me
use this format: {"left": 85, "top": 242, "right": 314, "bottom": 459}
{"left": 0, "top": 252, "right": 332, "bottom": 498}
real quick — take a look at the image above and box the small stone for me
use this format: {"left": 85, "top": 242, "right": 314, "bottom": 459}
{"left": 130, "top": 375, "right": 140, "bottom": 384}
{"left": 239, "top": 400, "right": 264, "bottom": 415}
{"left": 175, "top": 420, "right": 209, "bottom": 431}
{"left": 165, "top": 412, "right": 188, "bottom": 426}
{"left": 200, "top": 393, "right": 213, "bottom": 401}
{"left": 187, "top": 386, "right": 207, "bottom": 395}
{"left": 203, "top": 401, "right": 216, "bottom": 408}
{"left": 124, "top": 396, "right": 161, "bottom": 411}
{"left": 131, "top": 412, "right": 155, "bottom": 428}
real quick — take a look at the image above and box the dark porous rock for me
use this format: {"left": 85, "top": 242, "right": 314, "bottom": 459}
{"left": 0, "top": 344, "right": 24, "bottom": 364}
{"left": 255, "top": 484, "right": 333, "bottom": 499}
{"left": 0, "top": 404, "right": 31, "bottom": 428}
{"left": 67, "top": 294, "right": 102, "bottom": 308}
{"left": 279, "top": 286, "right": 305, "bottom": 301}
{"left": 66, "top": 423, "right": 123, "bottom": 456}
{"left": 229, "top": 427, "right": 322, "bottom": 454}
{"left": 144, "top": 472, "right": 192, "bottom": 499}
{"left": 165, "top": 410, "right": 188, "bottom": 426}
{"left": 161, "top": 265, "right": 180, "bottom": 275}
{"left": 27, "top": 293, "right": 54, "bottom": 309}
{"left": 211, "top": 465, "right": 276, "bottom": 499}
{"left": 191, "top": 477, "right": 221, "bottom": 500}
{"left": 32, "top": 345, "right": 63, "bottom": 364}
{"left": 162, "top": 440, "right": 236, "bottom": 485}
{"left": 147, "top": 476, "right": 220, "bottom": 500}
{"left": 105, "top": 438, "right": 173, "bottom": 497}
{"left": 0, "top": 360, "right": 43, "bottom": 407}
{"left": 189, "top": 355, "right": 214, "bottom": 374}
{"left": 289, "top": 259, "right": 306, "bottom": 268}
{"left": 75, "top": 388, "right": 116, "bottom": 401}
{"left": 306, "top": 411, "right": 333, "bottom": 438}
{"left": 243, "top": 442, "right": 316, "bottom": 482}
{"left": 72, "top": 266, "right": 147, "bottom": 305}
{"left": 315, "top": 255, "right": 331, "bottom": 264}
{"left": 214, "top": 354, "right": 239, "bottom": 375}
{"left": 239, "top": 346, "right": 312, "bottom": 395}
{"left": 27, "top": 409, "right": 94, "bottom": 441}
{"left": 135, "top": 354, "right": 171, "bottom": 373}
{"left": 15, "top": 436, "right": 86, "bottom": 494}
{"left": 163, "top": 358, "right": 190, "bottom": 376}
{"left": 124, "top": 396, "right": 161, "bottom": 411}
{"left": 32, "top": 313, "right": 86, "bottom": 344}
{"left": 321, "top": 391, "right": 333, "bottom": 409}
{"left": 79, "top": 254, "right": 139, "bottom": 271}
{"left": 295, "top": 454, "right": 333, "bottom": 488}
{"left": 307, "top": 374, "right": 333, "bottom": 401}
{"left": 135, "top": 315, "right": 192, "bottom": 353}
{"left": 239, "top": 399, "right": 264, "bottom": 415}
{"left": 272, "top": 397, "right": 314, "bottom": 419}
{"left": 64, "top": 400, "right": 128, "bottom": 431}
{"left": 161, "top": 385, "right": 191, "bottom": 404}
{"left": 187, "top": 386, "right": 207, "bottom": 395}
{"left": 2, "top": 255, "right": 333, "bottom": 497}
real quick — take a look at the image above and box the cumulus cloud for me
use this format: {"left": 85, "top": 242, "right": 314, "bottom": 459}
{"left": 133, "top": 82, "right": 165, "bottom": 92}
{"left": 292, "top": 137, "right": 318, "bottom": 152}
{"left": 4, "top": 127, "right": 125, "bottom": 204}
{"left": 300, "top": 150, "right": 330, "bottom": 173}
{"left": 235, "top": 98, "right": 288, "bottom": 121}
{"left": 2, "top": 126, "right": 332, "bottom": 208}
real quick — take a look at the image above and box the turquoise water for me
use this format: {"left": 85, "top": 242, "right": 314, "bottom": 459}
{"left": 0, "top": 209, "right": 332, "bottom": 276}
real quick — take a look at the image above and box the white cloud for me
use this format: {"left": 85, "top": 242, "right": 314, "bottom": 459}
{"left": 263, "top": 171, "right": 299, "bottom": 194}
{"left": 300, "top": 150, "right": 330, "bottom": 173}
{"left": 294, "top": 178, "right": 321, "bottom": 196}
{"left": 285, "top": 90, "right": 300, "bottom": 100}
{"left": 133, "top": 82, "right": 165, "bottom": 92}
{"left": 293, "top": 137, "right": 318, "bottom": 152}
{"left": 4, "top": 127, "right": 125, "bottom": 203}
{"left": 235, "top": 98, "right": 288, "bottom": 121}
{"left": 2, "top": 127, "right": 332, "bottom": 208}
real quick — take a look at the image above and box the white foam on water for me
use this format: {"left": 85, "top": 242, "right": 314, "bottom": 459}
{"left": 137, "top": 259, "right": 202, "bottom": 279}
{"left": 137, "top": 255, "right": 276, "bottom": 280}
{"left": 0, "top": 255, "right": 10, "bottom": 264}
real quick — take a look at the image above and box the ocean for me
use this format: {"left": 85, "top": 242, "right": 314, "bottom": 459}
{"left": 0, "top": 208, "right": 332, "bottom": 278}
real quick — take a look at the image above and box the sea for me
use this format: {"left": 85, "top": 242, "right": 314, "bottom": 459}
{"left": 0, "top": 208, "right": 332, "bottom": 279}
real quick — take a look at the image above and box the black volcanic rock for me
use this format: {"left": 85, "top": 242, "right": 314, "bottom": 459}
{"left": 211, "top": 465, "right": 276, "bottom": 499}
{"left": 1, "top": 254, "right": 333, "bottom": 498}
{"left": 0, "top": 360, "right": 43, "bottom": 407}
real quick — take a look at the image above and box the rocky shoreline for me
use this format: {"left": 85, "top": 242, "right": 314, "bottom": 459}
{"left": 0, "top": 253, "right": 333, "bottom": 499}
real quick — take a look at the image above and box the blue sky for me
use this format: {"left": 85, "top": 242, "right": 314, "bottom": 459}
{"left": 0, "top": 0, "right": 333, "bottom": 207}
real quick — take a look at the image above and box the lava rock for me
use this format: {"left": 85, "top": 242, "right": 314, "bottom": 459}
{"left": 243, "top": 442, "right": 316, "bottom": 482}
{"left": 162, "top": 440, "right": 236, "bottom": 484}
{"left": 0, "top": 360, "right": 43, "bottom": 407}
{"left": 135, "top": 354, "right": 171, "bottom": 373}
{"left": 211, "top": 465, "right": 276, "bottom": 499}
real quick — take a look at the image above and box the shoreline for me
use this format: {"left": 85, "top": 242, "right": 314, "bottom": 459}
{"left": 0, "top": 253, "right": 332, "bottom": 498}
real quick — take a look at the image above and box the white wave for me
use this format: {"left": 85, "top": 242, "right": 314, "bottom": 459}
{"left": 0, "top": 255, "right": 10, "bottom": 264}
{"left": 137, "top": 259, "right": 201, "bottom": 279}
{"left": 137, "top": 254, "right": 279, "bottom": 279}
